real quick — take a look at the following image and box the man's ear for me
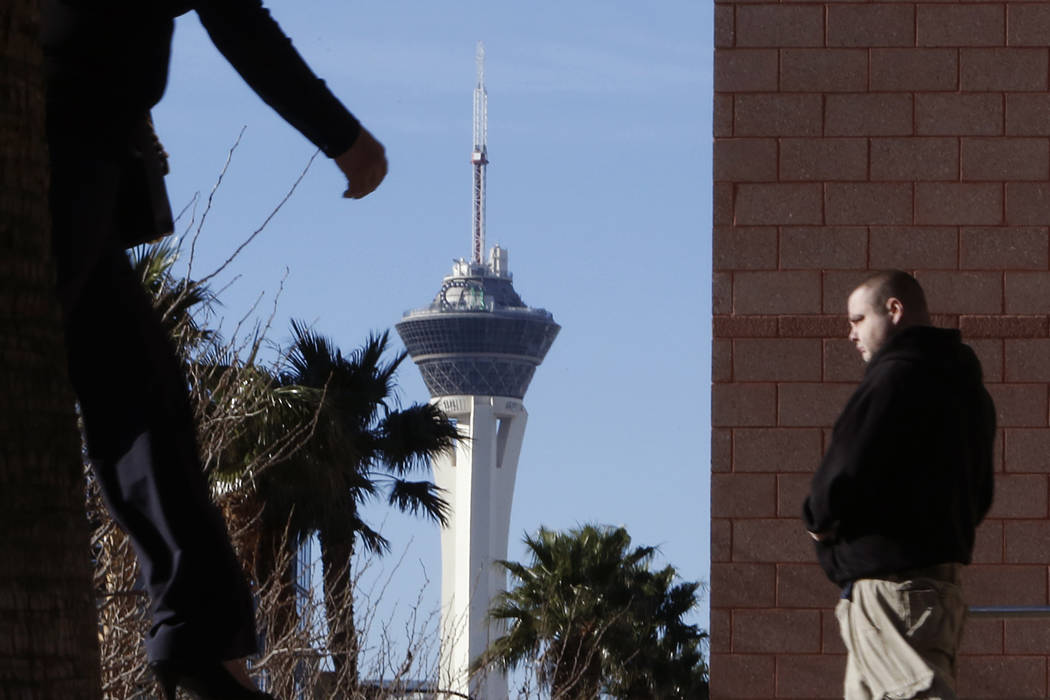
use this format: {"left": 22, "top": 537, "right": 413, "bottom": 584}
{"left": 886, "top": 297, "right": 904, "bottom": 324}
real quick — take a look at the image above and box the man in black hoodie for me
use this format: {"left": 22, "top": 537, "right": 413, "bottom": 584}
{"left": 803, "top": 270, "right": 995, "bottom": 700}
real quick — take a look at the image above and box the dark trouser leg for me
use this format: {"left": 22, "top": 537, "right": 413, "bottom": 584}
{"left": 52, "top": 151, "right": 257, "bottom": 662}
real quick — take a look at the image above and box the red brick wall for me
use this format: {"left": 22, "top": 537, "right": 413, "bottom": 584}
{"left": 712, "top": 2, "right": 1050, "bottom": 698}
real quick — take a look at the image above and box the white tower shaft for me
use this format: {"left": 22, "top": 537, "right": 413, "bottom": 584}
{"left": 471, "top": 41, "right": 488, "bottom": 265}
{"left": 432, "top": 394, "right": 526, "bottom": 700}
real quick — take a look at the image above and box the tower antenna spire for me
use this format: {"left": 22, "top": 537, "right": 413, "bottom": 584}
{"left": 471, "top": 41, "right": 488, "bottom": 266}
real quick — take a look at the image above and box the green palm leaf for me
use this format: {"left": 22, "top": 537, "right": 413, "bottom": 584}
{"left": 475, "top": 524, "right": 708, "bottom": 698}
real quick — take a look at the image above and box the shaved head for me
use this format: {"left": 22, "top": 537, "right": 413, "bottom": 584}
{"left": 857, "top": 270, "right": 929, "bottom": 320}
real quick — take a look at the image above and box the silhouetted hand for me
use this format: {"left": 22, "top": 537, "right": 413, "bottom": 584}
{"left": 335, "top": 126, "right": 387, "bottom": 199}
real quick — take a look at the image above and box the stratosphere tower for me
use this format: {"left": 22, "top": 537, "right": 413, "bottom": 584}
{"left": 394, "top": 42, "right": 560, "bottom": 700}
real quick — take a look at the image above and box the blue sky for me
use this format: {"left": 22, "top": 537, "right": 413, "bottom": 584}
{"left": 156, "top": 0, "right": 712, "bottom": 660}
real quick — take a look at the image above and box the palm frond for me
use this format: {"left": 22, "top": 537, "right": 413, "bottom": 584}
{"left": 129, "top": 238, "right": 181, "bottom": 292}
{"left": 287, "top": 319, "right": 338, "bottom": 386}
{"left": 348, "top": 515, "right": 389, "bottom": 555}
{"left": 129, "top": 239, "right": 218, "bottom": 350}
{"left": 384, "top": 479, "right": 449, "bottom": 526}
{"left": 376, "top": 403, "right": 461, "bottom": 475}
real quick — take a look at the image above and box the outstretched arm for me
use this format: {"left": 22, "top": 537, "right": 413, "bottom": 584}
{"left": 194, "top": 0, "right": 386, "bottom": 197}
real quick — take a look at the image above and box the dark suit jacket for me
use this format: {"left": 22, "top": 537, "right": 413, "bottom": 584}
{"left": 43, "top": 0, "right": 362, "bottom": 247}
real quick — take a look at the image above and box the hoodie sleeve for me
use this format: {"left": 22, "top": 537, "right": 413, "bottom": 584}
{"left": 803, "top": 361, "right": 917, "bottom": 536}
{"left": 193, "top": 0, "right": 361, "bottom": 158}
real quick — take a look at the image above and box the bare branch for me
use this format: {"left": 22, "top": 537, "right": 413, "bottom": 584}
{"left": 186, "top": 125, "right": 246, "bottom": 280}
{"left": 197, "top": 148, "right": 320, "bottom": 288}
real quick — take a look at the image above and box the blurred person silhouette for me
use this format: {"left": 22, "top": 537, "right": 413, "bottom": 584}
{"left": 42, "top": 1, "right": 387, "bottom": 697}
{"left": 804, "top": 270, "right": 995, "bottom": 700}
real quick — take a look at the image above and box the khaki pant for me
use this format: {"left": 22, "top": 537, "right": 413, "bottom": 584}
{"left": 835, "top": 565, "right": 967, "bottom": 700}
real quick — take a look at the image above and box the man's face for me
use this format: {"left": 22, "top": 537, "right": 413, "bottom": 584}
{"left": 847, "top": 285, "right": 896, "bottom": 363}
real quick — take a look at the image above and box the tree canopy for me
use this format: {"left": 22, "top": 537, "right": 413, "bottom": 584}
{"left": 475, "top": 524, "right": 708, "bottom": 699}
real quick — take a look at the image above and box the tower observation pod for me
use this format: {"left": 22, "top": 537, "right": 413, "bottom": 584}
{"left": 394, "top": 42, "right": 559, "bottom": 700}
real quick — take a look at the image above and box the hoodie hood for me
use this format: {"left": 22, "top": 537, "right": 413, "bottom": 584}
{"left": 867, "top": 325, "right": 983, "bottom": 386}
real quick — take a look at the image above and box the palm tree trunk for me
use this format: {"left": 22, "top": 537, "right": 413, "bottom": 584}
{"left": 0, "top": 0, "right": 102, "bottom": 697}
{"left": 551, "top": 634, "right": 601, "bottom": 700}
{"left": 318, "top": 529, "right": 358, "bottom": 688}
{"left": 253, "top": 520, "right": 299, "bottom": 655}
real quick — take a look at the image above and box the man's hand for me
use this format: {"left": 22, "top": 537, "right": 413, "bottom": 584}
{"left": 335, "top": 126, "right": 387, "bottom": 199}
{"left": 808, "top": 530, "right": 830, "bottom": 542}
